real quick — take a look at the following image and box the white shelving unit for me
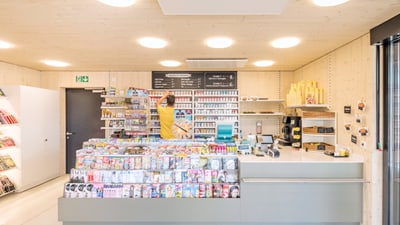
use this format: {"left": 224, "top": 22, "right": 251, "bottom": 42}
{"left": 301, "top": 112, "right": 337, "bottom": 150}
{"left": 286, "top": 104, "right": 330, "bottom": 109}
{"left": 239, "top": 99, "right": 284, "bottom": 136}
{"left": 149, "top": 90, "right": 239, "bottom": 140}
{"left": 0, "top": 85, "right": 60, "bottom": 192}
{"left": 193, "top": 90, "right": 239, "bottom": 139}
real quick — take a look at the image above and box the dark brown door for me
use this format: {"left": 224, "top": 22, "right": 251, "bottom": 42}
{"left": 66, "top": 88, "right": 104, "bottom": 173}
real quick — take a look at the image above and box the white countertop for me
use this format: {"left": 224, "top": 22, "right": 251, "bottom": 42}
{"left": 238, "top": 148, "right": 364, "bottom": 163}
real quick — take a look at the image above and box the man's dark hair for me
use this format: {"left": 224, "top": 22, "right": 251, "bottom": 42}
{"left": 166, "top": 95, "right": 175, "bottom": 106}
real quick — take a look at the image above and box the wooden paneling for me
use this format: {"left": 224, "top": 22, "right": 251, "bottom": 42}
{"left": 0, "top": 62, "right": 40, "bottom": 87}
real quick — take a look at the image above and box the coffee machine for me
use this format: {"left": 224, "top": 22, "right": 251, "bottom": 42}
{"left": 279, "top": 116, "right": 301, "bottom": 147}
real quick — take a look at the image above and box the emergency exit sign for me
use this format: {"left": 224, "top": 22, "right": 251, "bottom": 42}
{"left": 76, "top": 75, "right": 89, "bottom": 83}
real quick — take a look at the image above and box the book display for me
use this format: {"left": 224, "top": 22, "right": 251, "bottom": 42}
{"left": 0, "top": 90, "right": 17, "bottom": 197}
{"left": 0, "top": 85, "right": 60, "bottom": 192}
{"left": 101, "top": 87, "right": 150, "bottom": 138}
{"left": 64, "top": 139, "right": 240, "bottom": 199}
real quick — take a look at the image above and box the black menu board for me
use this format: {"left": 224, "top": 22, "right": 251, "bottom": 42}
{"left": 204, "top": 71, "right": 237, "bottom": 89}
{"left": 152, "top": 71, "right": 204, "bottom": 89}
{"left": 152, "top": 71, "right": 237, "bottom": 89}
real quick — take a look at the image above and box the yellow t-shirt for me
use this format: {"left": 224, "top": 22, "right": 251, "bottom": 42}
{"left": 157, "top": 105, "right": 175, "bottom": 139}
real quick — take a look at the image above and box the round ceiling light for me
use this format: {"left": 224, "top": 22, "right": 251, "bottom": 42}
{"left": 205, "top": 37, "right": 234, "bottom": 48}
{"left": 0, "top": 40, "right": 14, "bottom": 49}
{"left": 97, "top": 0, "right": 136, "bottom": 7}
{"left": 138, "top": 37, "right": 167, "bottom": 49}
{"left": 254, "top": 60, "right": 275, "bottom": 67}
{"left": 160, "top": 60, "right": 181, "bottom": 67}
{"left": 42, "top": 60, "right": 70, "bottom": 67}
{"left": 312, "top": 0, "right": 349, "bottom": 7}
{"left": 271, "top": 37, "right": 301, "bottom": 48}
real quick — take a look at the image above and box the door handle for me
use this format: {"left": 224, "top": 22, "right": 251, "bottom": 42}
{"left": 66, "top": 132, "right": 74, "bottom": 136}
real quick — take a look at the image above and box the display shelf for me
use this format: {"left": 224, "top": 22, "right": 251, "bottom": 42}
{"left": 193, "top": 90, "right": 239, "bottom": 139}
{"left": 0, "top": 85, "right": 60, "bottom": 193}
{"left": 67, "top": 140, "right": 239, "bottom": 200}
{"left": 286, "top": 104, "right": 330, "bottom": 108}
{"left": 100, "top": 118, "right": 125, "bottom": 121}
{"left": 101, "top": 92, "right": 149, "bottom": 138}
{"left": 240, "top": 112, "right": 285, "bottom": 116}
{"left": 239, "top": 99, "right": 284, "bottom": 103}
{"left": 239, "top": 97, "right": 284, "bottom": 137}
{"left": 301, "top": 111, "right": 337, "bottom": 149}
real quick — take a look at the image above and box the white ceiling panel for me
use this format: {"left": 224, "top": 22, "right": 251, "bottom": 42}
{"left": 157, "top": 0, "right": 289, "bottom": 15}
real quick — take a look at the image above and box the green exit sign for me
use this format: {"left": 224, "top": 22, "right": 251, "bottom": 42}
{"left": 76, "top": 75, "right": 89, "bottom": 83}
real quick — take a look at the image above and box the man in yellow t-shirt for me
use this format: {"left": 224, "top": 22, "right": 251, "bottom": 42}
{"left": 156, "top": 90, "right": 176, "bottom": 139}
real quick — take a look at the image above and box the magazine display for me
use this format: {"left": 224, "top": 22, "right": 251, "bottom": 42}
{"left": 0, "top": 175, "right": 16, "bottom": 196}
{"left": 65, "top": 139, "right": 240, "bottom": 199}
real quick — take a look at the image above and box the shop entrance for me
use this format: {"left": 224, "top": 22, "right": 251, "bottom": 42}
{"left": 65, "top": 88, "right": 104, "bottom": 173}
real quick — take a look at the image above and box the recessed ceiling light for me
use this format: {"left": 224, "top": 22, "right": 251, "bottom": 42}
{"left": 138, "top": 37, "right": 167, "bottom": 49}
{"left": 160, "top": 60, "right": 181, "bottom": 67}
{"left": 205, "top": 37, "right": 234, "bottom": 48}
{"left": 0, "top": 40, "right": 14, "bottom": 49}
{"left": 42, "top": 60, "right": 69, "bottom": 67}
{"left": 97, "top": 0, "right": 136, "bottom": 7}
{"left": 313, "top": 0, "right": 349, "bottom": 7}
{"left": 271, "top": 37, "right": 300, "bottom": 48}
{"left": 254, "top": 60, "right": 275, "bottom": 67}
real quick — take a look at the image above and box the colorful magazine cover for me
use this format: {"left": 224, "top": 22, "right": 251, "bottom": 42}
{"left": 187, "top": 169, "right": 204, "bottom": 183}
{"left": 198, "top": 183, "right": 205, "bottom": 198}
{"left": 92, "top": 183, "right": 104, "bottom": 198}
{"left": 226, "top": 170, "right": 239, "bottom": 183}
{"left": 143, "top": 171, "right": 154, "bottom": 184}
{"left": 208, "top": 157, "right": 222, "bottom": 170}
{"left": 204, "top": 169, "right": 212, "bottom": 184}
{"left": 211, "top": 170, "right": 218, "bottom": 183}
{"left": 223, "top": 156, "right": 238, "bottom": 170}
{"left": 205, "top": 183, "right": 213, "bottom": 198}
{"left": 174, "top": 169, "right": 186, "bottom": 183}
{"left": 228, "top": 184, "right": 240, "bottom": 198}
{"left": 217, "top": 170, "right": 228, "bottom": 183}
{"left": 142, "top": 184, "right": 152, "bottom": 198}
{"left": 159, "top": 184, "right": 166, "bottom": 198}
{"left": 151, "top": 184, "right": 160, "bottom": 198}
{"left": 182, "top": 184, "right": 192, "bottom": 198}
{"left": 199, "top": 156, "right": 209, "bottom": 169}
{"left": 168, "top": 156, "right": 175, "bottom": 169}
{"left": 133, "top": 184, "right": 142, "bottom": 198}
{"left": 77, "top": 183, "right": 87, "bottom": 198}
{"left": 131, "top": 170, "right": 144, "bottom": 183}
{"left": 222, "top": 184, "right": 230, "bottom": 198}
{"left": 190, "top": 155, "right": 200, "bottom": 169}
{"left": 191, "top": 184, "right": 199, "bottom": 198}
{"left": 142, "top": 155, "right": 151, "bottom": 170}
{"left": 122, "top": 184, "right": 133, "bottom": 198}
{"left": 175, "top": 183, "right": 182, "bottom": 198}
{"left": 165, "top": 183, "right": 176, "bottom": 198}
{"left": 134, "top": 156, "right": 142, "bottom": 169}
{"left": 212, "top": 184, "right": 222, "bottom": 198}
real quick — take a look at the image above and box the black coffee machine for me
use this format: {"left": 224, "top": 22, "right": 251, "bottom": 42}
{"left": 279, "top": 116, "right": 301, "bottom": 147}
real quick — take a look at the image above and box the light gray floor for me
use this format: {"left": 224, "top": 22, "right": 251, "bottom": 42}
{"left": 0, "top": 174, "right": 69, "bottom": 225}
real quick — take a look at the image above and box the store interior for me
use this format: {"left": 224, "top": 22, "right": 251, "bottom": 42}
{"left": 0, "top": 1, "right": 400, "bottom": 225}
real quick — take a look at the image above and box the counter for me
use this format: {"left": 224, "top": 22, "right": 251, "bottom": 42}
{"left": 58, "top": 148, "right": 364, "bottom": 225}
{"left": 239, "top": 149, "right": 364, "bottom": 224}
